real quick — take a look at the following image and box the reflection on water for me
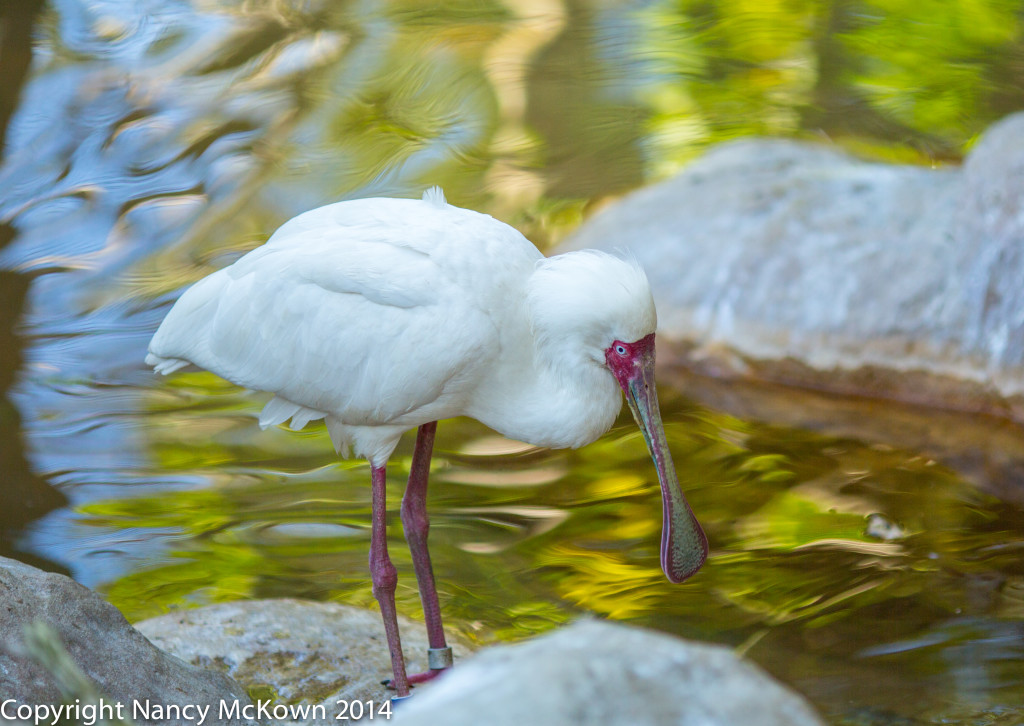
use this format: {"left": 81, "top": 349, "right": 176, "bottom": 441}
{"left": 0, "top": 267, "right": 68, "bottom": 572}
{"left": 2, "top": 0, "right": 1024, "bottom": 724}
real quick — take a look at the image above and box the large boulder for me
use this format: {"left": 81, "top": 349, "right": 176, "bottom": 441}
{"left": 561, "top": 113, "right": 1024, "bottom": 422}
{"left": 0, "top": 556, "right": 253, "bottom": 726}
{"left": 393, "top": 619, "right": 824, "bottom": 726}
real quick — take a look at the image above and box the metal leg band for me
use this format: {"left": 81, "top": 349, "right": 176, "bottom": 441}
{"left": 427, "top": 646, "right": 454, "bottom": 669}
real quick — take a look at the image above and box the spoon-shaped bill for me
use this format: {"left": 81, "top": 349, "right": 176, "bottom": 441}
{"left": 620, "top": 338, "right": 708, "bottom": 583}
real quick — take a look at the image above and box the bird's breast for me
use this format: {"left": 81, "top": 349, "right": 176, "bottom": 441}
{"left": 468, "top": 361, "right": 622, "bottom": 451}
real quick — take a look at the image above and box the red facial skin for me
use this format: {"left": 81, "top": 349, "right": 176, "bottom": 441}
{"left": 604, "top": 332, "right": 656, "bottom": 385}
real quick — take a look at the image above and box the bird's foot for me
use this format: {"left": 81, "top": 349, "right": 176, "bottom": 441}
{"left": 382, "top": 667, "right": 448, "bottom": 689}
{"left": 382, "top": 646, "right": 453, "bottom": 689}
{"left": 409, "top": 667, "right": 448, "bottom": 685}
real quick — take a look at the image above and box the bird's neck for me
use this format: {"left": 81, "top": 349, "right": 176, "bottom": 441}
{"left": 468, "top": 344, "right": 622, "bottom": 450}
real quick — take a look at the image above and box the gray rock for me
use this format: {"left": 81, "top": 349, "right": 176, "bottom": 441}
{"left": 393, "top": 619, "right": 824, "bottom": 726}
{"left": 561, "top": 113, "right": 1024, "bottom": 420}
{"left": 0, "top": 556, "right": 252, "bottom": 726}
{"left": 137, "top": 599, "right": 468, "bottom": 724}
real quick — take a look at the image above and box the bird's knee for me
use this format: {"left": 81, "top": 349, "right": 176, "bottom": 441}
{"left": 370, "top": 554, "right": 398, "bottom": 598}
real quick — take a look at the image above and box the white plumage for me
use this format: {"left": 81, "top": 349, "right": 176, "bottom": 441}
{"left": 148, "top": 188, "right": 654, "bottom": 465}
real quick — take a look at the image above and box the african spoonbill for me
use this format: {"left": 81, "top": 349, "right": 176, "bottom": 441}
{"left": 146, "top": 187, "right": 708, "bottom": 698}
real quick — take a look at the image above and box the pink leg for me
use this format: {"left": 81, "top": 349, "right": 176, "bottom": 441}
{"left": 369, "top": 464, "right": 410, "bottom": 697}
{"left": 400, "top": 421, "right": 452, "bottom": 685}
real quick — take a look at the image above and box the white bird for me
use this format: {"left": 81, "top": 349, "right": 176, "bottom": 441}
{"left": 146, "top": 187, "right": 707, "bottom": 698}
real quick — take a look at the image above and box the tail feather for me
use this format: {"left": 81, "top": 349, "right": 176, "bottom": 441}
{"left": 146, "top": 353, "right": 190, "bottom": 375}
{"left": 259, "top": 395, "right": 326, "bottom": 431}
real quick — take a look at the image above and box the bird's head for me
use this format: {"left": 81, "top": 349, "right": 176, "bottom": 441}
{"left": 528, "top": 251, "right": 708, "bottom": 583}
{"left": 527, "top": 250, "right": 655, "bottom": 363}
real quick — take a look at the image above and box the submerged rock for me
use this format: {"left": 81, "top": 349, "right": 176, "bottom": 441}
{"left": 562, "top": 112, "right": 1024, "bottom": 422}
{"left": 0, "top": 556, "right": 252, "bottom": 726}
{"left": 393, "top": 619, "right": 824, "bottom": 726}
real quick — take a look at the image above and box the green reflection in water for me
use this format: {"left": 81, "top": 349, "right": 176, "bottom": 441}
{"left": 641, "top": 0, "right": 1023, "bottom": 170}
{"left": 76, "top": 371, "right": 1024, "bottom": 722}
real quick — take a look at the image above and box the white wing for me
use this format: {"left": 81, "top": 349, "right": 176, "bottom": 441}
{"left": 148, "top": 196, "right": 540, "bottom": 437}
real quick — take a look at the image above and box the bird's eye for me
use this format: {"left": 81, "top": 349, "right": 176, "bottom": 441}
{"left": 614, "top": 344, "right": 627, "bottom": 356}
